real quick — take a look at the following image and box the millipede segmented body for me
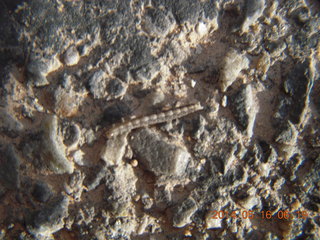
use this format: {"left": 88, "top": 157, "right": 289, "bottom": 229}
{"left": 106, "top": 102, "right": 203, "bottom": 138}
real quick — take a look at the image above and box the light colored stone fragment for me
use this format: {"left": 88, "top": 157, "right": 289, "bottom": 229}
{"left": 205, "top": 214, "right": 222, "bottom": 229}
{"left": 101, "top": 133, "right": 128, "bottom": 166}
{"left": 64, "top": 46, "right": 80, "bottom": 66}
{"left": 220, "top": 49, "right": 249, "bottom": 92}
{"left": 42, "top": 115, "right": 74, "bottom": 174}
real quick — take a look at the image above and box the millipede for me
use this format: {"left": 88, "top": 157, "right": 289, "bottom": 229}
{"left": 106, "top": 102, "right": 203, "bottom": 138}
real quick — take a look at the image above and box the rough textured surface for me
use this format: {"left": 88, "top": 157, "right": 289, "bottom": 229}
{"left": 26, "top": 196, "right": 69, "bottom": 237}
{"left": 0, "top": 0, "right": 320, "bottom": 239}
{"left": 130, "top": 128, "right": 191, "bottom": 176}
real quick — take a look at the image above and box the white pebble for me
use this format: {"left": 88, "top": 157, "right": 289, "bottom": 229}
{"left": 64, "top": 46, "right": 80, "bottom": 66}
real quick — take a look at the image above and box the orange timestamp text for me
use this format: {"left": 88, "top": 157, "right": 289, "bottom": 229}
{"left": 211, "top": 210, "right": 309, "bottom": 220}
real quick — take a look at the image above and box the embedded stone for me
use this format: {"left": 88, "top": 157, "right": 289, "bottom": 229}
{"left": 32, "top": 182, "right": 53, "bottom": 203}
{"left": 241, "top": 0, "right": 266, "bottom": 33}
{"left": 0, "top": 144, "right": 20, "bottom": 190}
{"left": 220, "top": 49, "right": 249, "bottom": 92}
{"left": 283, "top": 62, "right": 312, "bottom": 124}
{"left": 104, "top": 164, "right": 137, "bottom": 214}
{"left": 173, "top": 197, "right": 197, "bottom": 228}
{"left": 142, "top": 8, "right": 175, "bottom": 37}
{"left": 107, "top": 78, "right": 127, "bottom": 98}
{"left": 89, "top": 70, "right": 107, "bottom": 99}
{"left": 42, "top": 115, "right": 74, "bottom": 174}
{"left": 0, "top": 108, "right": 24, "bottom": 134}
{"left": 63, "top": 46, "right": 80, "bottom": 66}
{"left": 229, "top": 84, "right": 257, "bottom": 137}
{"left": 101, "top": 134, "right": 128, "bottom": 166}
{"left": 275, "top": 121, "right": 298, "bottom": 145}
{"left": 27, "top": 196, "right": 69, "bottom": 237}
{"left": 129, "top": 128, "right": 191, "bottom": 177}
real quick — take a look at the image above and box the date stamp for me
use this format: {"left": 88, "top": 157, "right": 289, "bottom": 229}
{"left": 211, "top": 210, "right": 309, "bottom": 220}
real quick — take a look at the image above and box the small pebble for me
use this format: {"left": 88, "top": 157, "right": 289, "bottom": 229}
{"left": 184, "top": 229, "right": 192, "bottom": 236}
{"left": 133, "top": 195, "right": 141, "bottom": 202}
{"left": 130, "top": 159, "right": 138, "bottom": 167}
{"left": 221, "top": 95, "right": 227, "bottom": 107}
{"left": 64, "top": 46, "right": 80, "bottom": 66}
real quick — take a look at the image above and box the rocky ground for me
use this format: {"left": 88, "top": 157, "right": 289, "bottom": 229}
{"left": 0, "top": 0, "right": 319, "bottom": 239}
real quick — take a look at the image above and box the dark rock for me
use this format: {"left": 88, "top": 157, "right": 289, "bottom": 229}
{"left": 261, "top": 194, "right": 281, "bottom": 213}
{"left": 302, "top": 156, "right": 320, "bottom": 210}
{"left": 13, "top": 0, "right": 80, "bottom": 53}
{"left": 265, "top": 41, "right": 286, "bottom": 57}
{"left": 128, "top": 35, "right": 153, "bottom": 69}
{"left": 203, "top": 0, "right": 219, "bottom": 20}
{"left": 0, "top": 6, "right": 20, "bottom": 59}
{"left": 26, "top": 195, "right": 69, "bottom": 237}
{"left": 170, "top": 0, "right": 202, "bottom": 24}
{"left": 129, "top": 128, "right": 191, "bottom": 177}
{"left": 85, "top": 167, "right": 108, "bottom": 191}
{"left": 141, "top": 193, "right": 154, "bottom": 210}
{"left": 32, "top": 182, "right": 52, "bottom": 203}
{"left": 304, "top": 201, "right": 318, "bottom": 212}
{"left": 245, "top": 230, "right": 267, "bottom": 240}
{"left": 0, "top": 144, "right": 20, "bottom": 190}
{"left": 285, "top": 154, "right": 303, "bottom": 179}
{"left": 60, "top": 121, "right": 81, "bottom": 147}
{"left": 173, "top": 197, "right": 197, "bottom": 228}
{"left": 107, "top": 78, "right": 127, "bottom": 97}
{"left": 193, "top": 115, "right": 206, "bottom": 140}
{"left": 284, "top": 64, "right": 309, "bottom": 97}
{"left": 308, "top": 32, "right": 320, "bottom": 49}
{"left": 0, "top": 184, "right": 6, "bottom": 199}
{"left": 290, "top": 6, "right": 310, "bottom": 24}
{"left": 258, "top": 141, "right": 277, "bottom": 163}
{"left": 223, "top": 166, "right": 247, "bottom": 186}
{"left": 154, "top": 186, "right": 171, "bottom": 210}
{"left": 287, "top": 19, "right": 318, "bottom": 61}
{"left": 113, "top": 66, "right": 132, "bottom": 83}
{"left": 230, "top": 86, "right": 249, "bottom": 130}
{"left": 208, "top": 144, "right": 237, "bottom": 174}
{"left": 315, "top": 93, "right": 320, "bottom": 114}
{"left": 242, "top": 147, "right": 256, "bottom": 166}
{"left": 273, "top": 96, "right": 292, "bottom": 125}
{"left": 0, "top": 108, "right": 24, "bottom": 135}
{"left": 232, "top": 185, "right": 260, "bottom": 209}
{"left": 229, "top": 84, "right": 256, "bottom": 136}
{"left": 282, "top": 61, "right": 313, "bottom": 124}
{"left": 142, "top": 7, "right": 175, "bottom": 37}
{"left": 309, "top": 193, "right": 320, "bottom": 204}
{"left": 302, "top": 219, "right": 318, "bottom": 238}
{"left": 2, "top": 0, "right": 26, "bottom": 12}
{"left": 102, "top": 101, "right": 132, "bottom": 125}
{"left": 274, "top": 121, "right": 297, "bottom": 144}
{"left": 131, "top": 61, "right": 160, "bottom": 82}
{"left": 152, "top": 0, "right": 202, "bottom": 24}
{"left": 241, "top": 0, "right": 266, "bottom": 32}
